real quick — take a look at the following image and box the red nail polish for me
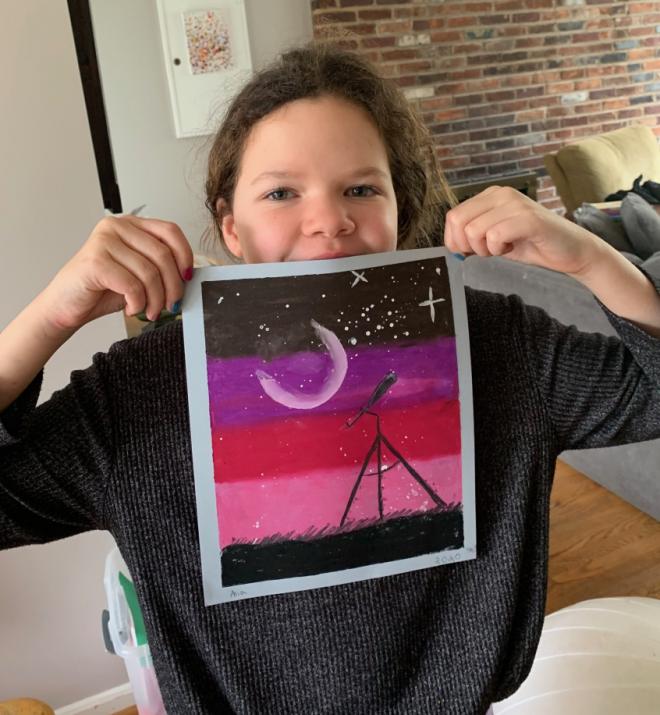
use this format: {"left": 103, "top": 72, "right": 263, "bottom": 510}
{"left": 183, "top": 267, "right": 193, "bottom": 281}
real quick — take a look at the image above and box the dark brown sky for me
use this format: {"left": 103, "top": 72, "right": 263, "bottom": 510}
{"left": 201, "top": 256, "right": 455, "bottom": 360}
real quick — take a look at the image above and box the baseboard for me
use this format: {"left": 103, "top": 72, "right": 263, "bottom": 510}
{"left": 55, "top": 682, "right": 134, "bottom": 715}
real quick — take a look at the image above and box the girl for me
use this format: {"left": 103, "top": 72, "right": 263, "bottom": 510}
{"left": 1, "top": 44, "right": 659, "bottom": 714}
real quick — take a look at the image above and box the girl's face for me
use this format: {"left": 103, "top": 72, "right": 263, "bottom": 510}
{"left": 219, "top": 95, "right": 398, "bottom": 264}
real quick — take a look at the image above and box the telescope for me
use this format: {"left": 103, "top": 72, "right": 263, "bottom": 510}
{"left": 346, "top": 371, "right": 397, "bottom": 428}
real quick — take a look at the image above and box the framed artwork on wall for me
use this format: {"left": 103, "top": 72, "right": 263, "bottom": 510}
{"left": 156, "top": 0, "right": 252, "bottom": 138}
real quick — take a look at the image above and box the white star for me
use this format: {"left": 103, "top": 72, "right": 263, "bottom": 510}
{"left": 351, "top": 270, "right": 367, "bottom": 287}
{"left": 418, "top": 286, "right": 445, "bottom": 322}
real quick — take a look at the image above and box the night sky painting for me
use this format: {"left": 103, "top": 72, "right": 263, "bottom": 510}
{"left": 184, "top": 249, "right": 475, "bottom": 604}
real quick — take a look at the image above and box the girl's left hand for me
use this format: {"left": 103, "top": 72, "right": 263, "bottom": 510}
{"left": 444, "top": 186, "right": 602, "bottom": 277}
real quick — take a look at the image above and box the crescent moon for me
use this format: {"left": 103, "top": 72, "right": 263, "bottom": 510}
{"left": 255, "top": 319, "right": 348, "bottom": 409}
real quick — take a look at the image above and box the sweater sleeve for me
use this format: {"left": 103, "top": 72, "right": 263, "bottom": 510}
{"left": 0, "top": 351, "right": 115, "bottom": 549}
{"left": 522, "top": 273, "right": 660, "bottom": 452}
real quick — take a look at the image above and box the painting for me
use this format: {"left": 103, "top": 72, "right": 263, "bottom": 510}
{"left": 156, "top": 0, "right": 252, "bottom": 137}
{"left": 183, "top": 10, "right": 233, "bottom": 75}
{"left": 183, "top": 248, "right": 476, "bottom": 604}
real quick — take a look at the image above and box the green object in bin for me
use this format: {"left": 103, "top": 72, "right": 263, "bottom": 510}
{"left": 118, "top": 570, "right": 148, "bottom": 647}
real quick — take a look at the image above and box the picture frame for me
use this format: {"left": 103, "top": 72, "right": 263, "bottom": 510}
{"left": 156, "top": 0, "right": 252, "bottom": 138}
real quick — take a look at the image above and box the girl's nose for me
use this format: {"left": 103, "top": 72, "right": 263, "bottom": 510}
{"left": 302, "top": 196, "right": 355, "bottom": 238}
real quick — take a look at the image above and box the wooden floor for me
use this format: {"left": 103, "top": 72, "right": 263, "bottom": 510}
{"left": 547, "top": 459, "right": 660, "bottom": 612}
{"left": 111, "top": 460, "right": 660, "bottom": 715}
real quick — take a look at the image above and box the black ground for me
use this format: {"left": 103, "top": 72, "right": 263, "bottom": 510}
{"left": 221, "top": 507, "right": 463, "bottom": 586}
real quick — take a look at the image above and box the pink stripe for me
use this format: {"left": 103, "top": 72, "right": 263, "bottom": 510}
{"left": 216, "top": 455, "right": 462, "bottom": 547}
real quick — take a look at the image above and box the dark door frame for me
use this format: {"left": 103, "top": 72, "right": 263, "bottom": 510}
{"left": 67, "top": 0, "right": 122, "bottom": 213}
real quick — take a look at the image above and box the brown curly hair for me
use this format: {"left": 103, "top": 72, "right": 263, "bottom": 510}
{"left": 205, "top": 42, "right": 455, "bottom": 254}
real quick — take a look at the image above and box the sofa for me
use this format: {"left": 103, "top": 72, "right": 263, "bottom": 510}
{"left": 462, "top": 255, "right": 660, "bottom": 521}
{"left": 544, "top": 124, "right": 660, "bottom": 216}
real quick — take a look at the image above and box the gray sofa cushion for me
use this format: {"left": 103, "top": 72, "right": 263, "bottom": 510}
{"left": 620, "top": 193, "right": 660, "bottom": 259}
{"left": 642, "top": 251, "right": 660, "bottom": 280}
{"left": 574, "top": 203, "right": 635, "bottom": 253}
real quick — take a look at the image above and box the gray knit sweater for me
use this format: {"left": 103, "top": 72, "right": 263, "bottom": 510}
{"left": 2, "top": 286, "right": 659, "bottom": 715}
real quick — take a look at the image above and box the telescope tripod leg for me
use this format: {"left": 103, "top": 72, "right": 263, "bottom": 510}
{"left": 380, "top": 435, "right": 447, "bottom": 508}
{"left": 340, "top": 438, "right": 379, "bottom": 527}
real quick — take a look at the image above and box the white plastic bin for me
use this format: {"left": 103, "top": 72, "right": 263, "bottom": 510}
{"left": 492, "top": 597, "right": 660, "bottom": 715}
{"left": 104, "top": 548, "right": 166, "bottom": 715}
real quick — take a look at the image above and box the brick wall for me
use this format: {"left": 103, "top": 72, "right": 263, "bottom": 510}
{"left": 311, "top": 0, "right": 660, "bottom": 212}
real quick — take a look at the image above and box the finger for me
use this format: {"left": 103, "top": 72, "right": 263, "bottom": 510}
{"left": 446, "top": 185, "right": 501, "bottom": 230}
{"left": 443, "top": 218, "right": 462, "bottom": 255}
{"left": 457, "top": 185, "right": 528, "bottom": 226}
{"left": 109, "top": 219, "right": 184, "bottom": 314}
{"left": 478, "top": 215, "right": 542, "bottom": 260}
{"left": 93, "top": 255, "right": 147, "bottom": 317}
{"left": 463, "top": 202, "right": 529, "bottom": 257}
{"left": 103, "top": 235, "right": 167, "bottom": 321}
{"left": 443, "top": 219, "right": 471, "bottom": 256}
{"left": 445, "top": 186, "right": 520, "bottom": 255}
{"left": 123, "top": 216, "right": 194, "bottom": 281}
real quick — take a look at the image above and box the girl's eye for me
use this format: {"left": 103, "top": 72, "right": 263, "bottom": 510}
{"left": 266, "top": 188, "right": 294, "bottom": 201}
{"left": 348, "top": 185, "right": 378, "bottom": 198}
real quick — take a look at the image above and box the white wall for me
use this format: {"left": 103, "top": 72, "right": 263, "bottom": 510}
{"left": 0, "top": 0, "right": 127, "bottom": 707}
{"left": 1, "top": 0, "right": 312, "bottom": 707}
{"left": 90, "top": 0, "right": 313, "bottom": 254}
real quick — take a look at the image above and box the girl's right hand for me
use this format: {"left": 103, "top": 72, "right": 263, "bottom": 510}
{"left": 39, "top": 216, "right": 194, "bottom": 334}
